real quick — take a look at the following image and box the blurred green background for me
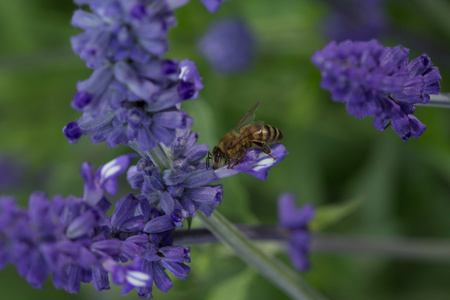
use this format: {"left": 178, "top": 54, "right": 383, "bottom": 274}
{"left": 1, "top": 0, "right": 450, "bottom": 299}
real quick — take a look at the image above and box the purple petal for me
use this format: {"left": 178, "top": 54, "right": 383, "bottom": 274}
{"left": 161, "top": 261, "right": 190, "bottom": 280}
{"left": 96, "top": 153, "right": 138, "bottom": 195}
{"left": 278, "top": 194, "right": 315, "bottom": 229}
{"left": 182, "top": 169, "right": 218, "bottom": 188}
{"left": 71, "top": 9, "right": 102, "bottom": 29}
{"left": 288, "top": 240, "right": 311, "bottom": 272}
{"left": 158, "top": 246, "right": 188, "bottom": 263}
{"left": 137, "top": 126, "right": 157, "bottom": 151}
{"left": 215, "top": 143, "right": 289, "bottom": 181}
{"left": 25, "top": 252, "right": 49, "bottom": 288}
{"left": 63, "top": 121, "right": 83, "bottom": 144}
{"left": 153, "top": 111, "right": 188, "bottom": 129}
{"left": 111, "top": 193, "right": 139, "bottom": 228}
{"left": 92, "top": 265, "right": 110, "bottom": 291}
{"left": 143, "top": 215, "right": 175, "bottom": 234}
{"left": 160, "top": 192, "right": 176, "bottom": 216}
{"left": 66, "top": 210, "right": 99, "bottom": 239}
{"left": 152, "top": 262, "right": 173, "bottom": 292}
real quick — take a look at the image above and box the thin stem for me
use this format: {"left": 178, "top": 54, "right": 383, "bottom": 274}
{"left": 197, "top": 212, "right": 327, "bottom": 300}
{"left": 172, "top": 225, "right": 286, "bottom": 245}
{"left": 311, "top": 234, "right": 450, "bottom": 262}
{"left": 173, "top": 225, "right": 450, "bottom": 262}
{"left": 147, "top": 143, "right": 173, "bottom": 171}
{"left": 419, "top": 94, "right": 450, "bottom": 109}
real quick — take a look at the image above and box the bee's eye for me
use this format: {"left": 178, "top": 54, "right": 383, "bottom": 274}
{"left": 214, "top": 153, "right": 221, "bottom": 163}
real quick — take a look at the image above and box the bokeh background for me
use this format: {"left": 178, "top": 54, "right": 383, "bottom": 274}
{"left": 1, "top": 0, "right": 450, "bottom": 299}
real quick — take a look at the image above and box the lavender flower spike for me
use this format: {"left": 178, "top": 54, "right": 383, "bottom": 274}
{"left": 128, "top": 117, "right": 224, "bottom": 218}
{"left": 278, "top": 193, "right": 315, "bottom": 272}
{"left": 311, "top": 39, "right": 441, "bottom": 141}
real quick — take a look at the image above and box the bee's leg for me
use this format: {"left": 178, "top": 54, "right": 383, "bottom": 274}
{"left": 253, "top": 142, "right": 275, "bottom": 160}
{"left": 206, "top": 151, "right": 212, "bottom": 169}
{"left": 224, "top": 155, "right": 232, "bottom": 169}
{"left": 231, "top": 148, "right": 246, "bottom": 169}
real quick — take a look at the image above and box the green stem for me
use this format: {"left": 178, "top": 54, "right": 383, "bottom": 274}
{"left": 128, "top": 141, "right": 173, "bottom": 171}
{"left": 197, "top": 211, "right": 327, "bottom": 300}
{"left": 422, "top": 94, "right": 450, "bottom": 109}
{"left": 147, "top": 143, "right": 173, "bottom": 171}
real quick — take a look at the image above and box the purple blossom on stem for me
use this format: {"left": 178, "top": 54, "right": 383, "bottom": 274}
{"left": 65, "top": 0, "right": 204, "bottom": 152}
{"left": 198, "top": 17, "right": 255, "bottom": 74}
{"left": 311, "top": 39, "right": 441, "bottom": 141}
{"left": 278, "top": 193, "right": 314, "bottom": 272}
{"left": 0, "top": 155, "right": 192, "bottom": 298}
{"left": 103, "top": 256, "right": 151, "bottom": 295}
{"left": 71, "top": 0, "right": 176, "bottom": 68}
{"left": 0, "top": 192, "right": 116, "bottom": 292}
{"left": 214, "top": 143, "right": 289, "bottom": 181}
{"left": 322, "top": 0, "right": 386, "bottom": 41}
{"left": 81, "top": 153, "right": 138, "bottom": 206}
{"left": 127, "top": 118, "right": 224, "bottom": 218}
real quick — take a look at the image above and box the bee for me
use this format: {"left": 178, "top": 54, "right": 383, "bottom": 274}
{"left": 207, "top": 101, "right": 283, "bottom": 170}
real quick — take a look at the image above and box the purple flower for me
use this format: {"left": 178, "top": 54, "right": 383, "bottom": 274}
{"left": 103, "top": 256, "right": 151, "bottom": 295}
{"left": 139, "top": 244, "right": 191, "bottom": 297}
{"left": 0, "top": 192, "right": 116, "bottom": 292}
{"left": 67, "top": 0, "right": 205, "bottom": 152}
{"left": 0, "top": 167, "right": 191, "bottom": 297}
{"left": 199, "top": 0, "right": 229, "bottom": 13}
{"left": 214, "top": 143, "right": 289, "bottom": 181}
{"left": 81, "top": 153, "right": 138, "bottom": 206}
{"left": 71, "top": 0, "right": 176, "bottom": 68}
{"left": 65, "top": 60, "right": 202, "bottom": 151}
{"left": 278, "top": 193, "right": 314, "bottom": 272}
{"left": 311, "top": 39, "right": 441, "bottom": 141}
{"left": 198, "top": 17, "right": 255, "bottom": 73}
{"left": 322, "top": 0, "right": 386, "bottom": 41}
{"left": 127, "top": 118, "right": 223, "bottom": 218}
{"left": 179, "top": 60, "right": 204, "bottom": 99}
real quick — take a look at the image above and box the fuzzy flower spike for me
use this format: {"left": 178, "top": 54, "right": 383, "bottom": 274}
{"left": 0, "top": 155, "right": 191, "bottom": 298}
{"left": 311, "top": 39, "right": 441, "bottom": 141}
{"left": 64, "top": 1, "right": 204, "bottom": 152}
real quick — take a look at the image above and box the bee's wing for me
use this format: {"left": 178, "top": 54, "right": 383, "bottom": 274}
{"left": 232, "top": 101, "right": 261, "bottom": 132}
{"left": 228, "top": 120, "right": 265, "bottom": 149}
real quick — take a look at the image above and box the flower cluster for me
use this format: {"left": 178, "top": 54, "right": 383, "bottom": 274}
{"left": 311, "top": 39, "right": 441, "bottom": 141}
{"left": 278, "top": 193, "right": 315, "bottom": 272}
{"left": 63, "top": 0, "right": 204, "bottom": 151}
{"left": 198, "top": 17, "right": 255, "bottom": 74}
{"left": 127, "top": 117, "right": 289, "bottom": 222}
{"left": 321, "top": 0, "right": 386, "bottom": 41}
{"left": 0, "top": 156, "right": 190, "bottom": 298}
{"left": 1, "top": 0, "right": 293, "bottom": 298}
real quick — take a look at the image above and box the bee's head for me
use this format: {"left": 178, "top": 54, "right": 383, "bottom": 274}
{"left": 207, "top": 146, "right": 227, "bottom": 170}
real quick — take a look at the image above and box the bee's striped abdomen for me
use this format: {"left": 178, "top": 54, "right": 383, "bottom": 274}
{"left": 250, "top": 124, "right": 283, "bottom": 144}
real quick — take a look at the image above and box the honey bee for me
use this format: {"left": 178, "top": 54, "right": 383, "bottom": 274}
{"left": 207, "top": 101, "right": 283, "bottom": 170}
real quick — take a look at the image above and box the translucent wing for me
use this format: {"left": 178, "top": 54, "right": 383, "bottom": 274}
{"left": 229, "top": 120, "right": 265, "bottom": 149}
{"left": 232, "top": 101, "right": 261, "bottom": 132}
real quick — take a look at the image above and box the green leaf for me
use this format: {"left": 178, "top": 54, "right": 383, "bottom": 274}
{"left": 206, "top": 269, "right": 255, "bottom": 300}
{"left": 309, "top": 196, "right": 362, "bottom": 232}
{"left": 197, "top": 210, "right": 327, "bottom": 300}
